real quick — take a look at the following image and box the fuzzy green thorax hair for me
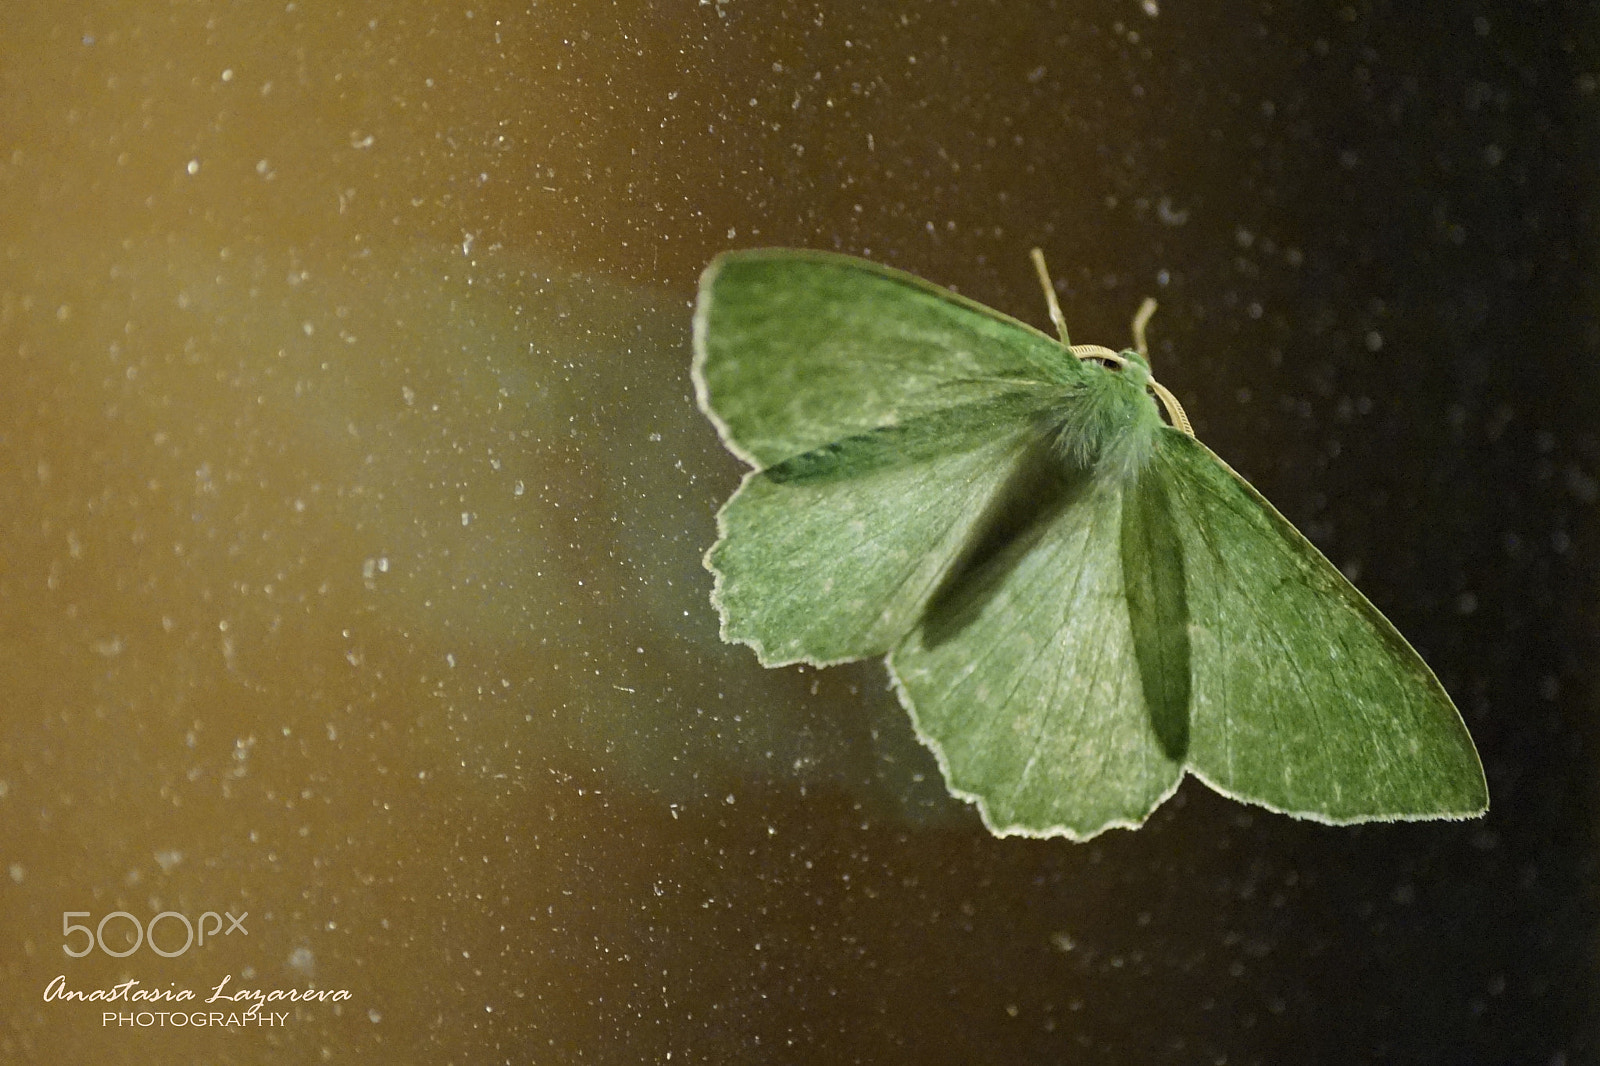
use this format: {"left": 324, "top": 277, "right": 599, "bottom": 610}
{"left": 1028, "top": 249, "right": 1191, "bottom": 485}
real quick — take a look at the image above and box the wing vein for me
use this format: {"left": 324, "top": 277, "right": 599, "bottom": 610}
{"left": 1009, "top": 501, "right": 1105, "bottom": 801}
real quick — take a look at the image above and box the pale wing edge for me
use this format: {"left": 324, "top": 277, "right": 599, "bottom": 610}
{"left": 691, "top": 256, "right": 761, "bottom": 467}
{"left": 1186, "top": 766, "right": 1487, "bottom": 826}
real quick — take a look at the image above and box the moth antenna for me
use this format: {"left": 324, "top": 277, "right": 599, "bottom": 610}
{"left": 1069, "top": 344, "right": 1125, "bottom": 366}
{"left": 1029, "top": 248, "right": 1071, "bottom": 346}
{"left": 1149, "top": 379, "right": 1194, "bottom": 437}
{"left": 1132, "top": 297, "right": 1158, "bottom": 361}
{"left": 1125, "top": 296, "right": 1193, "bottom": 436}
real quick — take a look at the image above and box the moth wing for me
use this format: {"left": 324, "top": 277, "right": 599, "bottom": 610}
{"left": 1157, "top": 432, "right": 1489, "bottom": 821}
{"left": 693, "top": 249, "right": 1081, "bottom": 468}
{"left": 888, "top": 468, "right": 1184, "bottom": 840}
{"left": 710, "top": 395, "right": 1055, "bottom": 666}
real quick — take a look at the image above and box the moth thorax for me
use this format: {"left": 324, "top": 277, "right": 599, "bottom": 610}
{"left": 1051, "top": 359, "right": 1161, "bottom": 481}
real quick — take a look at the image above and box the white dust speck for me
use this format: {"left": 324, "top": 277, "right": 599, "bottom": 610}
{"left": 1156, "top": 197, "right": 1189, "bottom": 225}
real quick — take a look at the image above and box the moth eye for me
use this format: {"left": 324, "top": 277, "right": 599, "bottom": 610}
{"left": 1096, "top": 358, "right": 1122, "bottom": 372}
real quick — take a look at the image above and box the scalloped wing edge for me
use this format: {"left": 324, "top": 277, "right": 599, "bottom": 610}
{"left": 702, "top": 467, "right": 884, "bottom": 670}
{"left": 884, "top": 653, "right": 1186, "bottom": 841}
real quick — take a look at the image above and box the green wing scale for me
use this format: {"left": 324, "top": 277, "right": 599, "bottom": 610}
{"left": 692, "top": 248, "right": 1083, "bottom": 467}
{"left": 694, "top": 248, "right": 1488, "bottom": 840}
{"left": 710, "top": 396, "right": 1051, "bottom": 666}
{"left": 1159, "top": 433, "right": 1487, "bottom": 824}
{"left": 890, "top": 466, "right": 1186, "bottom": 837}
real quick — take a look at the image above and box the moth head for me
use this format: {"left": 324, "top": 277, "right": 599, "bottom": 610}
{"left": 1070, "top": 345, "right": 1153, "bottom": 392}
{"left": 1028, "top": 254, "right": 1192, "bottom": 437}
{"left": 1117, "top": 346, "right": 1151, "bottom": 375}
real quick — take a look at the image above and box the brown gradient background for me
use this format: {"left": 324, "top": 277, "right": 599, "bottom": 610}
{"left": 1, "top": 1, "right": 1597, "bottom": 1062}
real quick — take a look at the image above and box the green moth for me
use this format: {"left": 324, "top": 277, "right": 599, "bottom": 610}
{"left": 692, "top": 248, "right": 1488, "bottom": 840}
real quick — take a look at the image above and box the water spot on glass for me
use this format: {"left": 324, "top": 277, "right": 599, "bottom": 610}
{"left": 287, "top": 946, "right": 315, "bottom": 976}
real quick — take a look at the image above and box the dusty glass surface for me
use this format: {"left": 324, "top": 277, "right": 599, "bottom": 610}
{"left": 0, "top": 1, "right": 1594, "bottom": 1062}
